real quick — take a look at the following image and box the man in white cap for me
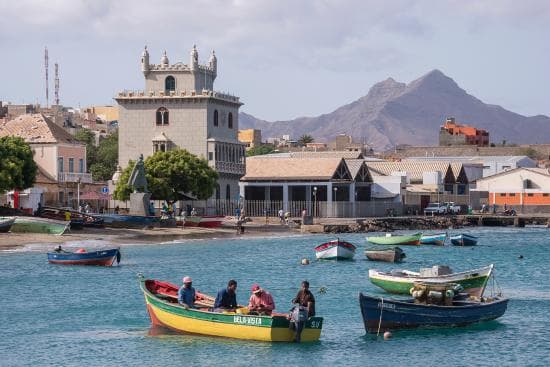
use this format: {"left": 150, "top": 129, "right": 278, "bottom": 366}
{"left": 178, "top": 276, "right": 196, "bottom": 309}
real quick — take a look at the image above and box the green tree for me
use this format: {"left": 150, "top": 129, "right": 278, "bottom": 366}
{"left": 298, "top": 134, "right": 314, "bottom": 146}
{"left": 113, "top": 149, "right": 218, "bottom": 201}
{"left": 246, "top": 145, "right": 275, "bottom": 157}
{"left": 90, "top": 131, "right": 118, "bottom": 181}
{"left": 0, "top": 136, "right": 37, "bottom": 192}
{"left": 74, "top": 128, "right": 98, "bottom": 168}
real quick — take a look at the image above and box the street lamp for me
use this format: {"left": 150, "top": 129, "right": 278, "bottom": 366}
{"left": 313, "top": 186, "right": 317, "bottom": 218}
{"left": 77, "top": 177, "right": 81, "bottom": 211}
{"left": 333, "top": 187, "right": 338, "bottom": 217}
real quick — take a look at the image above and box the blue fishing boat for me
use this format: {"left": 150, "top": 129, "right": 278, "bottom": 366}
{"left": 359, "top": 292, "right": 508, "bottom": 333}
{"left": 420, "top": 233, "right": 447, "bottom": 246}
{"left": 93, "top": 214, "right": 159, "bottom": 228}
{"left": 450, "top": 234, "right": 478, "bottom": 246}
{"left": 47, "top": 247, "right": 121, "bottom": 266}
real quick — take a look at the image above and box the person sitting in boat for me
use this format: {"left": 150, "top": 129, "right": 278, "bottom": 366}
{"left": 248, "top": 284, "right": 275, "bottom": 316}
{"left": 292, "top": 280, "right": 315, "bottom": 317}
{"left": 178, "top": 276, "right": 196, "bottom": 309}
{"left": 214, "top": 279, "right": 238, "bottom": 312}
{"left": 54, "top": 245, "right": 64, "bottom": 253}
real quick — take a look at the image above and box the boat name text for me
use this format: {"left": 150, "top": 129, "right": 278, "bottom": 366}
{"left": 233, "top": 316, "right": 263, "bottom": 325}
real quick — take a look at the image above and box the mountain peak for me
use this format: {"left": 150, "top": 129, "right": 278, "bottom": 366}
{"left": 365, "top": 77, "right": 406, "bottom": 101}
{"left": 407, "top": 69, "right": 461, "bottom": 94}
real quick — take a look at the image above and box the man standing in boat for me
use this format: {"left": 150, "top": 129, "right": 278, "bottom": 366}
{"left": 289, "top": 280, "right": 316, "bottom": 342}
{"left": 214, "top": 279, "right": 238, "bottom": 312}
{"left": 248, "top": 284, "right": 275, "bottom": 315}
{"left": 292, "top": 280, "right": 315, "bottom": 317}
{"left": 178, "top": 276, "right": 196, "bottom": 309}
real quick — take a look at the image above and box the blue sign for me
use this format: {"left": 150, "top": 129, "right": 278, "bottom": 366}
{"left": 101, "top": 187, "right": 109, "bottom": 194}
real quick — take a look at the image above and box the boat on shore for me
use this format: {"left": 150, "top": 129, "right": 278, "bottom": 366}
{"left": 359, "top": 291, "right": 508, "bottom": 333}
{"left": 450, "top": 233, "right": 478, "bottom": 246}
{"left": 315, "top": 239, "right": 356, "bottom": 260}
{"left": 94, "top": 214, "right": 159, "bottom": 228}
{"left": 0, "top": 217, "right": 15, "bottom": 233}
{"left": 420, "top": 233, "right": 447, "bottom": 246}
{"left": 365, "top": 247, "right": 405, "bottom": 263}
{"left": 47, "top": 247, "right": 121, "bottom": 266}
{"left": 10, "top": 217, "right": 69, "bottom": 235}
{"left": 368, "top": 264, "right": 494, "bottom": 298}
{"left": 176, "top": 215, "right": 225, "bottom": 228}
{"left": 140, "top": 277, "right": 324, "bottom": 342}
{"left": 38, "top": 206, "right": 104, "bottom": 228}
{"left": 366, "top": 232, "right": 422, "bottom": 246}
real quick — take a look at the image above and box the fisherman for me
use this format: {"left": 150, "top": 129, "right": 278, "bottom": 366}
{"left": 178, "top": 276, "right": 196, "bottom": 309}
{"left": 214, "top": 279, "right": 238, "bottom": 312}
{"left": 288, "top": 280, "right": 316, "bottom": 343}
{"left": 54, "top": 245, "right": 63, "bottom": 253}
{"left": 292, "top": 280, "right": 315, "bottom": 317}
{"left": 248, "top": 284, "right": 275, "bottom": 316}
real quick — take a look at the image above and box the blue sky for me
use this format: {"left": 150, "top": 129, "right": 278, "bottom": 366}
{"left": 0, "top": 0, "right": 549, "bottom": 121}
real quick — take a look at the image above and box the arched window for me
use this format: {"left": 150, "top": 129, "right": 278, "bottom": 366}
{"left": 228, "top": 112, "right": 233, "bottom": 129}
{"left": 165, "top": 76, "right": 175, "bottom": 92}
{"left": 156, "top": 107, "right": 169, "bottom": 125}
{"left": 214, "top": 110, "right": 219, "bottom": 127}
{"left": 226, "top": 184, "right": 231, "bottom": 200}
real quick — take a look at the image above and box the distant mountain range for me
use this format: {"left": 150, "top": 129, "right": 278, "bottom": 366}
{"left": 239, "top": 69, "right": 550, "bottom": 151}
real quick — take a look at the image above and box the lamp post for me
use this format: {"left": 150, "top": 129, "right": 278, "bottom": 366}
{"left": 77, "top": 177, "right": 81, "bottom": 211}
{"left": 313, "top": 186, "right": 317, "bottom": 219}
{"left": 333, "top": 187, "right": 338, "bottom": 217}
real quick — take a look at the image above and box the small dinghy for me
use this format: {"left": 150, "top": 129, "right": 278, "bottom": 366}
{"left": 315, "top": 239, "right": 356, "bottom": 260}
{"left": 365, "top": 247, "right": 405, "bottom": 263}
{"left": 47, "top": 247, "right": 121, "bottom": 266}
{"left": 450, "top": 233, "right": 478, "bottom": 246}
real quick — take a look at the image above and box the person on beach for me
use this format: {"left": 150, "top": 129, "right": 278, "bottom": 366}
{"left": 191, "top": 208, "right": 197, "bottom": 216}
{"left": 248, "top": 284, "right": 275, "bottom": 316}
{"left": 149, "top": 201, "right": 155, "bottom": 216}
{"left": 214, "top": 279, "right": 238, "bottom": 312}
{"left": 278, "top": 209, "right": 284, "bottom": 224}
{"left": 178, "top": 276, "right": 196, "bottom": 309}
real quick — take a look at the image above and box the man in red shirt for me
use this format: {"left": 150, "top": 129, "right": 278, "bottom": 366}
{"left": 248, "top": 284, "right": 275, "bottom": 315}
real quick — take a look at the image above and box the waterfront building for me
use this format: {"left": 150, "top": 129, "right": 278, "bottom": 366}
{"left": 115, "top": 46, "right": 245, "bottom": 200}
{"left": 439, "top": 117, "right": 489, "bottom": 146}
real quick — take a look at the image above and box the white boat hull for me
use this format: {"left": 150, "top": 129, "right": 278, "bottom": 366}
{"left": 315, "top": 244, "right": 355, "bottom": 260}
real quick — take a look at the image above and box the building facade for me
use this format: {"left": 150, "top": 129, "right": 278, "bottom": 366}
{"left": 115, "top": 46, "right": 245, "bottom": 200}
{"left": 439, "top": 117, "right": 489, "bottom": 146}
{"left": 238, "top": 129, "right": 262, "bottom": 149}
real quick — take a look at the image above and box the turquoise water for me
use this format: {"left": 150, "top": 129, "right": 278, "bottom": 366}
{"left": 1, "top": 227, "right": 549, "bottom": 367}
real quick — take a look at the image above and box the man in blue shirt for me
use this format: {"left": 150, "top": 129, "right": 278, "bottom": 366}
{"left": 178, "top": 276, "right": 196, "bottom": 309}
{"left": 214, "top": 279, "right": 238, "bottom": 312}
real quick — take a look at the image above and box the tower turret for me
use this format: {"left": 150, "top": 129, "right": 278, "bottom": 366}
{"left": 141, "top": 46, "right": 150, "bottom": 76}
{"left": 160, "top": 50, "right": 169, "bottom": 66}
{"left": 209, "top": 50, "right": 217, "bottom": 78}
{"left": 190, "top": 45, "right": 198, "bottom": 72}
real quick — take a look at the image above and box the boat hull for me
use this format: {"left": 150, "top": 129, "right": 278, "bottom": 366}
{"left": 315, "top": 241, "right": 356, "bottom": 260}
{"left": 11, "top": 217, "right": 69, "bottom": 235}
{"left": 141, "top": 279, "right": 323, "bottom": 342}
{"left": 365, "top": 247, "right": 405, "bottom": 263}
{"left": 95, "top": 214, "right": 158, "bottom": 228}
{"left": 47, "top": 248, "right": 121, "bottom": 266}
{"left": 368, "top": 265, "right": 493, "bottom": 298}
{"left": 359, "top": 293, "right": 508, "bottom": 333}
{"left": 450, "top": 234, "right": 478, "bottom": 246}
{"left": 420, "top": 233, "right": 447, "bottom": 246}
{"left": 0, "top": 217, "right": 15, "bottom": 233}
{"left": 366, "top": 233, "right": 422, "bottom": 246}
{"left": 198, "top": 216, "right": 224, "bottom": 228}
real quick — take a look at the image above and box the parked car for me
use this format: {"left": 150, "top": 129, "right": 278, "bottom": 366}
{"left": 443, "top": 202, "right": 461, "bottom": 214}
{"left": 424, "top": 202, "right": 446, "bottom": 216}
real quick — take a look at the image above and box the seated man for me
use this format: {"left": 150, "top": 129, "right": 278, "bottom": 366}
{"left": 214, "top": 279, "right": 238, "bottom": 312}
{"left": 248, "top": 284, "right": 275, "bottom": 315}
{"left": 178, "top": 276, "right": 196, "bottom": 309}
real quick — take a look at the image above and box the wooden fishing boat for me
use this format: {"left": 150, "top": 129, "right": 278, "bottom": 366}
{"left": 420, "top": 233, "right": 447, "bottom": 246}
{"left": 450, "top": 233, "right": 478, "bottom": 246}
{"left": 47, "top": 248, "right": 121, "bottom": 266}
{"left": 11, "top": 217, "right": 69, "bottom": 235}
{"left": 175, "top": 215, "right": 201, "bottom": 227}
{"left": 359, "top": 292, "right": 508, "bottom": 333}
{"left": 0, "top": 217, "right": 15, "bottom": 233}
{"left": 140, "top": 277, "right": 324, "bottom": 342}
{"left": 94, "top": 214, "right": 159, "bottom": 228}
{"left": 315, "top": 239, "right": 356, "bottom": 260}
{"left": 366, "top": 232, "right": 422, "bottom": 246}
{"left": 365, "top": 247, "right": 405, "bottom": 263}
{"left": 38, "top": 206, "right": 104, "bottom": 228}
{"left": 368, "top": 264, "right": 494, "bottom": 298}
{"left": 176, "top": 215, "right": 224, "bottom": 228}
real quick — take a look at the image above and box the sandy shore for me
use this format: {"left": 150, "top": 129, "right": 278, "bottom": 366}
{"left": 0, "top": 219, "right": 300, "bottom": 251}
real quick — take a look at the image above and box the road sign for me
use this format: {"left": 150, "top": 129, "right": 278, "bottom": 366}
{"left": 101, "top": 186, "right": 109, "bottom": 194}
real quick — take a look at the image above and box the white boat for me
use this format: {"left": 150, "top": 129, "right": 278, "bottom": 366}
{"left": 314, "top": 239, "right": 356, "bottom": 260}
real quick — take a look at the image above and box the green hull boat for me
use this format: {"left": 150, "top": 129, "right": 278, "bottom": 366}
{"left": 366, "top": 232, "right": 422, "bottom": 246}
{"left": 11, "top": 217, "right": 69, "bottom": 235}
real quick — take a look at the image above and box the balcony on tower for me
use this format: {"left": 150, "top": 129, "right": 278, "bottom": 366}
{"left": 207, "top": 139, "right": 246, "bottom": 176}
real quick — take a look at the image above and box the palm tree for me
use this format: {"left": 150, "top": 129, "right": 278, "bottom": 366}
{"left": 298, "top": 134, "right": 314, "bottom": 146}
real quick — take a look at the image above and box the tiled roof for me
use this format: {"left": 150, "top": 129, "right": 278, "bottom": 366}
{"left": 365, "top": 161, "right": 451, "bottom": 182}
{"left": 242, "top": 157, "right": 345, "bottom": 181}
{"left": 476, "top": 167, "right": 550, "bottom": 182}
{"left": 344, "top": 159, "right": 364, "bottom": 179}
{"left": 0, "top": 113, "right": 80, "bottom": 144}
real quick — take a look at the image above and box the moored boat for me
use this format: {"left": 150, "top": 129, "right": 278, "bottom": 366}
{"left": 47, "top": 247, "right": 121, "bottom": 266}
{"left": 368, "top": 264, "right": 494, "bottom": 298}
{"left": 0, "top": 217, "right": 15, "bottom": 233}
{"left": 140, "top": 278, "right": 323, "bottom": 342}
{"left": 197, "top": 215, "right": 225, "bottom": 228}
{"left": 315, "top": 239, "right": 356, "bottom": 260}
{"left": 359, "top": 292, "right": 508, "bottom": 333}
{"left": 420, "top": 232, "right": 447, "bottom": 246}
{"left": 38, "top": 206, "right": 104, "bottom": 228}
{"left": 365, "top": 247, "right": 405, "bottom": 263}
{"left": 94, "top": 214, "right": 159, "bottom": 228}
{"left": 450, "top": 233, "right": 478, "bottom": 246}
{"left": 366, "top": 232, "right": 422, "bottom": 246}
{"left": 11, "top": 216, "right": 69, "bottom": 235}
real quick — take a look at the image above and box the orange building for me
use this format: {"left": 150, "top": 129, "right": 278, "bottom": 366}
{"left": 439, "top": 117, "right": 489, "bottom": 146}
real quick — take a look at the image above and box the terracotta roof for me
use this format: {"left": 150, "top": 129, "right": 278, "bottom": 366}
{"left": 0, "top": 113, "right": 80, "bottom": 144}
{"left": 365, "top": 161, "right": 451, "bottom": 182}
{"left": 242, "top": 157, "right": 345, "bottom": 181}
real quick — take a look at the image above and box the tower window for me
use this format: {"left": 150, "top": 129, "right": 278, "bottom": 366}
{"left": 214, "top": 110, "right": 219, "bottom": 127}
{"left": 156, "top": 107, "right": 169, "bottom": 125}
{"left": 228, "top": 112, "right": 233, "bottom": 129}
{"left": 165, "top": 76, "right": 175, "bottom": 92}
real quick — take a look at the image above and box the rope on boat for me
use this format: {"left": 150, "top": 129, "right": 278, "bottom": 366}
{"left": 377, "top": 297, "right": 384, "bottom": 337}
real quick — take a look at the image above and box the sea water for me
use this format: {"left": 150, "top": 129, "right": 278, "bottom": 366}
{"left": 0, "top": 227, "right": 549, "bottom": 367}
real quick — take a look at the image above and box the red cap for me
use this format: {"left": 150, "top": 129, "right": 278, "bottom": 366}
{"left": 251, "top": 284, "right": 261, "bottom": 293}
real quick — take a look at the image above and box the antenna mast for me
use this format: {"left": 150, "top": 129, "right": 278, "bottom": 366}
{"left": 54, "top": 63, "right": 60, "bottom": 106}
{"left": 44, "top": 47, "right": 49, "bottom": 108}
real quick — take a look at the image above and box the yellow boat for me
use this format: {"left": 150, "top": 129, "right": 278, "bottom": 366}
{"left": 139, "top": 277, "right": 323, "bottom": 342}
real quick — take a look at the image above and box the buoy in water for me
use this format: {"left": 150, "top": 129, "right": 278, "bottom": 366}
{"left": 301, "top": 258, "right": 310, "bottom": 265}
{"left": 383, "top": 331, "right": 392, "bottom": 340}
{"left": 518, "top": 255, "right": 524, "bottom": 259}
